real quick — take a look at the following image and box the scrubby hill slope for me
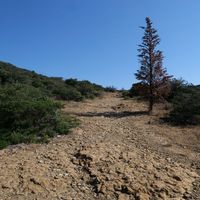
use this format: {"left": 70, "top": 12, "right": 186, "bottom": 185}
{"left": 0, "top": 61, "right": 104, "bottom": 101}
{"left": 0, "top": 61, "right": 105, "bottom": 149}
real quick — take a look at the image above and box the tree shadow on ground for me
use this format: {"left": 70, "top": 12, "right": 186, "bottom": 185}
{"left": 74, "top": 111, "right": 148, "bottom": 118}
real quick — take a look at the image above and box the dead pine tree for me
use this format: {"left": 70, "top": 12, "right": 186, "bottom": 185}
{"left": 135, "top": 17, "right": 172, "bottom": 114}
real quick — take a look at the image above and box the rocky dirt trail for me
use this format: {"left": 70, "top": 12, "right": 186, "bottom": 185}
{"left": 0, "top": 93, "right": 200, "bottom": 200}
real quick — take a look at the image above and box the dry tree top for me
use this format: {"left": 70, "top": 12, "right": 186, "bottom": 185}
{"left": 135, "top": 17, "right": 172, "bottom": 112}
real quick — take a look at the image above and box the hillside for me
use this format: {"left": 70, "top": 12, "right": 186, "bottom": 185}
{"left": 0, "top": 62, "right": 106, "bottom": 149}
{"left": 0, "top": 93, "right": 200, "bottom": 199}
{"left": 0, "top": 61, "right": 104, "bottom": 101}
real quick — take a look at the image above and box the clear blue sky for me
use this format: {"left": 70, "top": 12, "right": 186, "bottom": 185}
{"left": 0, "top": 0, "right": 200, "bottom": 89}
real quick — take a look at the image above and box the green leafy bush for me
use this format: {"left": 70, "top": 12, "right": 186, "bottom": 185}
{"left": 76, "top": 81, "right": 102, "bottom": 99}
{"left": 0, "top": 84, "right": 77, "bottom": 149}
{"left": 0, "top": 62, "right": 104, "bottom": 102}
{"left": 53, "top": 86, "right": 83, "bottom": 101}
{"left": 65, "top": 78, "right": 79, "bottom": 87}
{"left": 167, "top": 78, "right": 188, "bottom": 101}
{"left": 104, "top": 86, "right": 117, "bottom": 92}
{"left": 55, "top": 114, "right": 79, "bottom": 134}
{"left": 121, "top": 83, "right": 148, "bottom": 99}
{"left": 121, "top": 90, "right": 130, "bottom": 97}
{"left": 169, "top": 86, "right": 200, "bottom": 125}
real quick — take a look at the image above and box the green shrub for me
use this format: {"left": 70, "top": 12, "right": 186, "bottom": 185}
{"left": 104, "top": 86, "right": 117, "bottom": 92}
{"left": 121, "top": 90, "right": 132, "bottom": 99}
{"left": 0, "top": 140, "right": 9, "bottom": 149}
{"left": 55, "top": 114, "right": 79, "bottom": 134}
{"left": 169, "top": 87, "right": 200, "bottom": 125}
{"left": 0, "top": 84, "right": 77, "bottom": 149}
{"left": 65, "top": 78, "right": 79, "bottom": 87}
{"left": 121, "top": 83, "right": 148, "bottom": 99}
{"left": 53, "top": 86, "right": 83, "bottom": 101}
{"left": 65, "top": 79, "right": 103, "bottom": 99}
{"left": 77, "top": 81, "right": 101, "bottom": 99}
{"left": 167, "top": 78, "right": 188, "bottom": 101}
{"left": 0, "top": 62, "right": 104, "bottom": 102}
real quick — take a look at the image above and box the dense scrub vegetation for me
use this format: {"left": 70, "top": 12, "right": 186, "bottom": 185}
{"left": 121, "top": 83, "right": 148, "bottom": 99}
{"left": 0, "top": 84, "right": 78, "bottom": 149}
{"left": 124, "top": 79, "right": 200, "bottom": 125}
{"left": 0, "top": 61, "right": 105, "bottom": 149}
{"left": 0, "top": 62, "right": 104, "bottom": 101}
{"left": 104, "top": 86, "right": 117, "bottom": 92}
{"left": 168, "top": 80, "right": 200, "bottom": 125}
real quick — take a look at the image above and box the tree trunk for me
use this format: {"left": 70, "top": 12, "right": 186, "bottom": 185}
{"left": 149, "top": 54, "right": 153, "bottom": 114}
{"left": 148, "top": 94, "right": 153, "bottom": 114}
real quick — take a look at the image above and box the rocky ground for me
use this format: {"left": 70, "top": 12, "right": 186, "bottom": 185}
{"left": 0, "top": 92, "right": 200, "bottom": 200}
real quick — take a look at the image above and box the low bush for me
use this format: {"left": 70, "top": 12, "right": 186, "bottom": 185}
{"left": 0, "top": 84, "right": 78, "bottom": 149}
{"left": 104, "top": 86, "right": 117, "bottom": 92}
{"left": 121, "top": 83, "right": 148, "bottom": 99}
{"left": 120, "top": 90, "right": 134, "bottom": 100}
{"left": 167, "top": 78, "right": 188, "bottom": 101}
{"left": 0, "top": 62, "right": 105, "bottom": 102}
{"left": 168, "top": 86, "right": 200, "bottom": 125}
{"left": 76, "top": 81, "right": 102, "bottom": 99}
{"left": 53, "top": 86, "right": 83, "bottom": 101}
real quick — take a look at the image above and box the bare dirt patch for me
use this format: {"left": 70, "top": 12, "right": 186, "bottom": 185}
{"left": 0, "top": 92, "right": 200, "bottom": 199}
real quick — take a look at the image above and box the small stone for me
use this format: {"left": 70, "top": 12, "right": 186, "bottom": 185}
{"left": 166, "top": 157, "right": 171, "bottom": 162}
{"left": 173, "top": 175, "right": 182, "bottom": 181}
{"left": 136, "top": 192, "right": 150, "bottom": 200}
{"left": 118, "top": 193, "right": 129, "bottom": 200}
{"left": 2, "top": 184, "right": 10, "bottom": 189}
